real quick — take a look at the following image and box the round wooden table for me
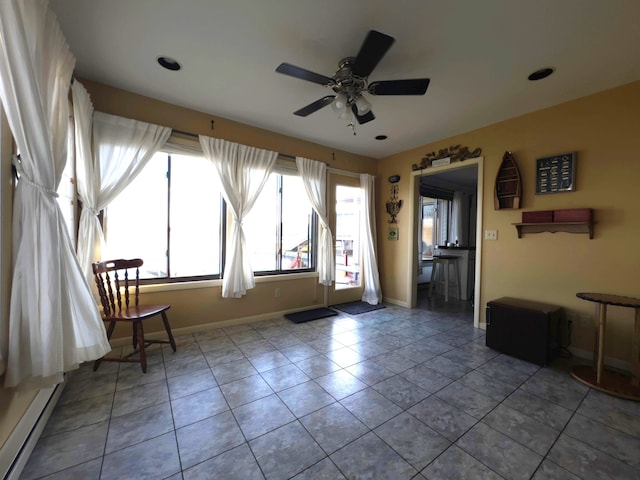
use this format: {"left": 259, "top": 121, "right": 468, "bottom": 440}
{"left": 571, "top": 292, "right": 640, "bottom": 401}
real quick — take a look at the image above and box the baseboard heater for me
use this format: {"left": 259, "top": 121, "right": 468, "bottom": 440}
{"left": 1, "top": 379, "right": 65, "bottom": 480}
{"left": 486, "top": 297, "right": 562, "bottom": 366}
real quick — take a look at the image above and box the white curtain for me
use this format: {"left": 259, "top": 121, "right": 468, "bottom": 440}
{"left": 360, "top": 174, "right": 382, "bottom": 304}
{"left": 450, "top": 190, "right": 468, "bottom": 246}
{"left": 296, "top": 157, "right": 334, "bottom": 286}
{"left": 200, "top": 136, "right": 277, "bottom": 298}
{"left": 74, "top": 87, "right": 171, "bottom": 283}
{"left": 0, "top": 0, "right": 111, "bottom": 388}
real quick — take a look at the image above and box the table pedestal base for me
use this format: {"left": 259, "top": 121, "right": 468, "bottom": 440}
{"left": 571, "top": 365, "right": 640, "bottom": 401}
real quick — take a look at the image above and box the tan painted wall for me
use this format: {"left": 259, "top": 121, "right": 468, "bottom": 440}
{"left": 377, "top": 81, "right": 640, "bottom": 361}
{"left": 82, "top": 79, "right": 374, "bottom": 172}
{"left": 81, "top": 80, "right": 376, "bottom": 339}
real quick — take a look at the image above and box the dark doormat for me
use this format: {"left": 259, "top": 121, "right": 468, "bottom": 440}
{"left": 331, "top": 301, "right": 386, "bottom": 315}
{"left": 285, "top": 307, "right": 338, "bottom": 324}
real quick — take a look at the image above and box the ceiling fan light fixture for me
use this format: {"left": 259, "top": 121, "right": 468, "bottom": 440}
{"left": 332, "top": 93, "right": 348, "bottom": 112}
{"left": 338, "top": 108, "right": 353, "bottom": 123}
{"left": 355, "top": 95, "right": 371, "bottom": 114}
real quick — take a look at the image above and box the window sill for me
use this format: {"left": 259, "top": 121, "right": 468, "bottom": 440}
{"left": 138, "top": 271, "right": 319, "bottom": 294}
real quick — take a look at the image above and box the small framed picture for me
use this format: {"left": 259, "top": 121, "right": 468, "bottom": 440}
{"left": 388, "top": 227, "right": 399, "bottom": 241}
{"left": 535, "top": 152, "right": 576, "bottom": 194}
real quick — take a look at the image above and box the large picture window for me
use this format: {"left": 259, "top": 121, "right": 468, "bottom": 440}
{"left": 104, "top": 151, "right": 223, "bottom": 280}
{"left": 103, "top": 152, "right": 315, "bottom": 282}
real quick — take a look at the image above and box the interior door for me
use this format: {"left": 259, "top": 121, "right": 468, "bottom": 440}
{"left": 327, "top": 172, "right": 364, "bottom": 306}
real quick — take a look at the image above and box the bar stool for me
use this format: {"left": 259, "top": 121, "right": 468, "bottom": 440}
{"left": 429, "top": 255, "right": 461, "bottom": 302}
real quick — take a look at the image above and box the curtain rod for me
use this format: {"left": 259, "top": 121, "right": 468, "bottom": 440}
{"left": 172, "top": 129, "right": 299, "bottom": 162}
{"left": 171, "top": 129, "right": 353, "bottom": 172}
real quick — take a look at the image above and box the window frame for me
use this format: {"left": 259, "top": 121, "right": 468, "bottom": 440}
{"left": 250, "top": 168, "right": 317, "bottom": 276}
{"left": 103, "top": 150, "right": 316, "bottom": 285}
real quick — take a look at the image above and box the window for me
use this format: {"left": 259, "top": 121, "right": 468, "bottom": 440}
{"left": 420, "top": 199, "right": 435, "bottom": 259}
{"left": 104, "top": 152, "right": 315, "bottom": 282}
{"left": 104, "top": 151, "right": 223, "bottom": 280}
{"left": 244, "top": 170, "right": 315, "bottom": 274}
{"left": 420, "top": 196, "right": 451, "bottom": 253}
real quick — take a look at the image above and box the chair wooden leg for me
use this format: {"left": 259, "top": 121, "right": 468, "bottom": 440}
{"left": 162, "top": 312, "right": 177, "bottom": 352}
{"left": 94, "top": 320, "right": 116, "bottom": 372}
{"left": 132, "top": 322, "right": 138, "bottom": 349}
{"left": 136, "top": 320, "right": 147, "bottom": 373}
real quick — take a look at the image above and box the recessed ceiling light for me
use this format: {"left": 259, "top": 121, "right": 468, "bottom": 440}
{"left": 375, "top": 135, "right": 388, "bottom": 140}
{"left": 157, "top": 56, "right": 181, "bottom": 71}
{"left": 528, "top": 67, "right": 555, "bottom": 81}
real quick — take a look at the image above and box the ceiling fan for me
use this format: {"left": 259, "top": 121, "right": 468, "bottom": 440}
{"left": 275, "top": 30, "right": 430, "bottom": 129}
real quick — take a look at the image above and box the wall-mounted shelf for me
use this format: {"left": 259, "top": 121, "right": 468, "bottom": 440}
{"left": 513, "top": 221, "right": 594, "bottom": 239}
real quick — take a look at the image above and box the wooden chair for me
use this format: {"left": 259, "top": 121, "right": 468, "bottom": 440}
{"left": 92, "top": 258, "right": 176, "bottom": 372}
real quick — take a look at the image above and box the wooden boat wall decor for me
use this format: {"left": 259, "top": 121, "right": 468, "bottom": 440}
{"left": 494, "top": 151, "right": 522, "bottom": 210}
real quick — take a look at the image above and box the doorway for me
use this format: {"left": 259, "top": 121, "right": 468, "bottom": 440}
{"left": 408, "top": 158, "right": 484, "bottom": 327}
{"left": 328, "top": 172, "right": 364, "bottom": 306}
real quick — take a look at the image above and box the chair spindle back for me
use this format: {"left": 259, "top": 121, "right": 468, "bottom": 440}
{"left": 92, "top": 259, "right": 143, "bottom": 316}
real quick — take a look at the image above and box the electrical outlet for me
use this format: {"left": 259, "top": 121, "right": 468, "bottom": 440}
{"left": 579, "top": 313, "right": 591, "bottom": 328}
{"left": 484, "top": 229, "right": 498, "bottom": 240}
{"left": 274, "top": 287, "right": 281, "bottom": 298}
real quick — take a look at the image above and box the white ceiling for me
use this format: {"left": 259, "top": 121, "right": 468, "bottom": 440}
{"left": 50, "top": 0, "right": 640, "bottom": 159}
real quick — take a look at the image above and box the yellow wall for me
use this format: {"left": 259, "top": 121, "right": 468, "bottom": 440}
{"left": 81, "top": 80, "right": 376, "bottom": 339}
{"left": 82, "top": 79, "right": 374, "bottom": 172}
{"left": 377, "top": 81, "right": 640, "bottom": 361}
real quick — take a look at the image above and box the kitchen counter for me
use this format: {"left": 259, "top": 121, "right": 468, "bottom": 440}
{"left": 436, "top": 245, "right": 476, "bottom": 251}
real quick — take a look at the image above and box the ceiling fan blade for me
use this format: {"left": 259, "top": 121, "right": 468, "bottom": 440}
{"left": 351, "top": 104, "right": 375, "bottom": 124}
{"left": 293, "top": 96, "right": 336, "bottom": 116}
{"left": 368, "top": 78, "right": 430, "bottom": 95}
{"left": 352, "top": 30, "right": 395, "bottom": 78}
{"left": 276, "top": 63, "right": 334, "bottom": 86}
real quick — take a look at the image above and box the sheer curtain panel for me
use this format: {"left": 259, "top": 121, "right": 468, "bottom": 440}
{"left": 200, "top": 136, "right": 277, "bottom": 298}
{"left": 360, "top": 174, "right": 382, "bottom": 304}
{"left": 74, "top": 88, "right": 171, "bottom": 282}
{"left": 0, "top": 0, "right": 110, "bottom": 388}
{"left": 296, "top": 157, "right": 334, "bottom": 286}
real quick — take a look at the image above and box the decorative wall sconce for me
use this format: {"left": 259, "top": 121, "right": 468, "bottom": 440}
{"left": 386, "top": 176, "right": 402, "bottom": 224}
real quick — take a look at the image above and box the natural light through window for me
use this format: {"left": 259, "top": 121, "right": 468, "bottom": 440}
{"left": 244, "top": 171, "right": 314, "bottom": 273}
{"left": 104, "top": 151, "right": 222, "bottom": 280}
{"left": 335, "top": 185, "right": 361, "bottom": 290}
{"left": 104, "top": 153, "right": 314, "bottom": 282}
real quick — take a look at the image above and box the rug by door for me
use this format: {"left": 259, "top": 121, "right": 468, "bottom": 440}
{"left": 330, "top": 301, "right": 386, "bottom": 315}
{"left": 284, "top": 307, "right": 338, "bottom": 324}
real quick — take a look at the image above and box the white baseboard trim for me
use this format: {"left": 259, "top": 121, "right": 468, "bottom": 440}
{"left": 1, "top": 380, "right": 65, "bottom": 480}
{"left": 108, "top": 304, "right": 329, "bottom": 347}
{"left": 569, "top": 346, "right": 631, "bottom": 374}
{"left": 383, "top": 297, "right": 411, "bottom": 308}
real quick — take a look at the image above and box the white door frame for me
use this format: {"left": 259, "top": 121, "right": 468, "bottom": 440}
{"left": 407, "top": 157, "right": 484, "bottom": 328}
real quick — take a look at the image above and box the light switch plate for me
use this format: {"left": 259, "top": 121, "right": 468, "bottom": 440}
{"left": 485, "top": 230, "right": 498, "bottom": 240}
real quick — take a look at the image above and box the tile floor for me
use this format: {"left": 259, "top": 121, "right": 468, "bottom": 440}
{"left": 20, "top": 296, "right": 640, "bottom": 479}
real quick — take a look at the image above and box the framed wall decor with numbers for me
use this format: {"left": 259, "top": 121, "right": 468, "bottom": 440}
{"left": 535, "top": 152, "right": 576, "bottom": 194}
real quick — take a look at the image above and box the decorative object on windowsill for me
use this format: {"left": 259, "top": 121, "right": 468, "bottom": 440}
{"left": 386, "top": 183, "right": 403, "bottom": 224}
{"left": 494, "top": 151, "right": 522, "bottom": 210}
{"left": 412, "top": 145, "right": 482, "bottom": 170}
{"left": 535, "top": 152, "right": 576, "bottom": 194}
